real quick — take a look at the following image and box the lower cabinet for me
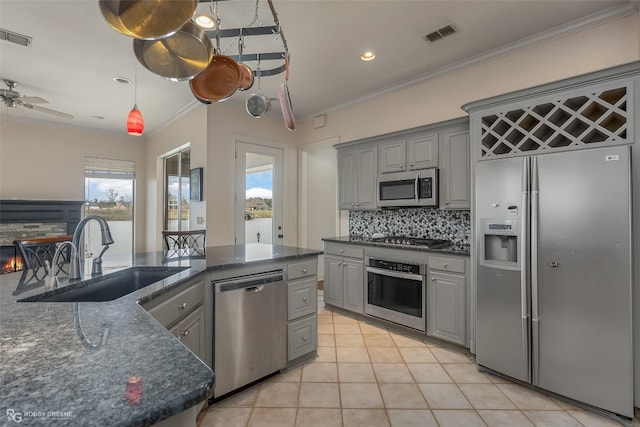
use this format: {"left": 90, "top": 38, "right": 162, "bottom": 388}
{"left": 427, "top": 255, "right": 466, "bottom": 346}
{"left": 143, "top": 274, "right": 208, "bottom": 363}
{"left": 324, "top": 243, "right": 364, "bottom": 314}
{"left": 286, "top": 259, "right": 319, "bottom": 364}
{"left": 169, "top": 306, "right": 206, "bottom": 361}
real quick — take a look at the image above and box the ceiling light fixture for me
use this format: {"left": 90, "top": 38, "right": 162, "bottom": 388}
{"left": 126, "top": 65, "right": 143, "bottom": 136}
{"left": 113, "top": 76, "right": 131, "bottom": 84}
{"left": 360, "top": 51, "right": 376, "bottom": 61}
{"left": 194, "top": 13, "right": 215, "bottom": 29}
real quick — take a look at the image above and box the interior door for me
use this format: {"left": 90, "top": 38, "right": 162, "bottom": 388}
{"left": 234, "top": 142, "right": 284, "bottom": 245}
{"left": 535, "top": 146, "right": 633, "bottom": 417}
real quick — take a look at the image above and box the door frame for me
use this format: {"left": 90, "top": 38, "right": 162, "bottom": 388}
{"left": 234, "top": 139, "right": 285, "bottom": 245}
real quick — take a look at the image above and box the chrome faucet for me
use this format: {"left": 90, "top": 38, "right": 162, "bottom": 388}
{"left": 70, "top": 216, "right": 114, "bottom": 280}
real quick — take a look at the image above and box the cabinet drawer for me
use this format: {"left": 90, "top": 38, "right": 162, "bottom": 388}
{"left": 288, "top": 316, "right": 317, "bottom": 361}
{"left": 287, "top": 260, "right": 317, "bottom": 280}
{"left": 148, "top": 280, "right": 204, "bottom": 328}
{"left": 288, "top": 278, "right": 317, "bottom": 320}
{"left": 429, "top": 256, "right": 465, "bottom": 274}
{"left": 325, "top": 243, "right": 363, "bottom": 259}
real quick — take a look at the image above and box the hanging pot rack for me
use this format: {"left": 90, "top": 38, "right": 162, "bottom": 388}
{"left": 201, "top": 0, "right": 289, "bottom": 78}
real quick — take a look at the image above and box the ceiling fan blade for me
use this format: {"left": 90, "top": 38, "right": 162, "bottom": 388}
{"left": 23, "top": 103, "right": 73, "bottom": 119}
{"left": 20, "top": 96, "right": 48, "bottom": 104}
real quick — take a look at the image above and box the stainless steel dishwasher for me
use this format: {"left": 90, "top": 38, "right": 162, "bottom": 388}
{"left": 213, "top": 269, "right": 286, "bottom": 397}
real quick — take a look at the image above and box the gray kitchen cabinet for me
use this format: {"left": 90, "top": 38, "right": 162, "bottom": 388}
{"left": 427, "top": 255, "right": 466, "bottom": 345}
{"left": 287, "top": 259, "right": 318, "bottom": 364}
{"left": 379, "top": 138, "right": 407, "bottom": 173}
{"left": 441, "top": 127, "right": 470, "bottom": 209}
{"left": 338, "top": 145, "right": 377, "bottom": 210}
{"left": 143, "top": 273, "right": 209, "bottom": 366}
{"left": 407, "top": 132, "right": 439, "bottom": 170}
{"left": 324, "top": 243, "right": 364, "bottom": 313}
{"left": 379, "top": 132, "right": 438, "bottom": 173}
{"left": 169, "top": 305, "right": 206, "bottom": 362}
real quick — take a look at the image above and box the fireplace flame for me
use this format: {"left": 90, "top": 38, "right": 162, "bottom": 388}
{"left": 2, "top": 256, "right": 24, "bottom": 274}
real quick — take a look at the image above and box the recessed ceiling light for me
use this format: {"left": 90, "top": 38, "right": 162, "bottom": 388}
{"left": 194, "top": 14, "right": 215, "bottom": 29}
{"left": 360, "top": 51, "right": 376, "bottom": 61}
{"left": 113, "top": 76, "right": 131, "bottom": 84}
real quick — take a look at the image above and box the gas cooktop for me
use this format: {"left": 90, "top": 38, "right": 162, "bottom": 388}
{"left": 370, "top": 236, "right": 450, "bottom": 248}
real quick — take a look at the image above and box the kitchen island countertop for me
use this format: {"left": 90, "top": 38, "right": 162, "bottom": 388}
{"left": 0, "top": 243, "right": 322, "bottom": 426}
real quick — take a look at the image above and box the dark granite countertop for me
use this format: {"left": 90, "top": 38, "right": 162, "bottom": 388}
{"left": 322, "top": 236, "right": 471, "bottom": 256}
{"left": 0, "top": 244, "right": 321, "bottom": 426}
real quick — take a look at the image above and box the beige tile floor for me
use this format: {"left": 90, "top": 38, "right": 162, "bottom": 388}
{"left": 199, "top": 294, "right": 640, "bottom": 427}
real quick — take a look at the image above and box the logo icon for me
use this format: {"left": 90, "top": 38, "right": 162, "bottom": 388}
{"left": 6, "top": 409, "right": 22, "bottom": 423}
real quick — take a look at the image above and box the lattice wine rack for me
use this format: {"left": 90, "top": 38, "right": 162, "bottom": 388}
{"left": 480, "top": 85, "right": 629, "bottom": 158}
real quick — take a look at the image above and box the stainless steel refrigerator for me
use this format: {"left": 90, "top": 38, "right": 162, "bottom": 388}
{"left": 475, "top": 145, "right": 633, "bottom": 419}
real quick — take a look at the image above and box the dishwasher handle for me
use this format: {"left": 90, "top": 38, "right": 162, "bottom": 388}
{"left": 214, "top": 270, "right": 284, "bottom": 293}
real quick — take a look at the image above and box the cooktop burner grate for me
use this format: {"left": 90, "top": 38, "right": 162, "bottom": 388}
{"left": 370, "top": 236, "right": 450, "bottom": 248}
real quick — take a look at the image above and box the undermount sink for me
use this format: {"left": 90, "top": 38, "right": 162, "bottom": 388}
{"left": 19, "top": 266, "right": 189, "bottom": 303}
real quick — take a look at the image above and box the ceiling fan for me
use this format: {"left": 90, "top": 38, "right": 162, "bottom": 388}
{"left": 0, "top": 79, "right": 73, "bottom": 119}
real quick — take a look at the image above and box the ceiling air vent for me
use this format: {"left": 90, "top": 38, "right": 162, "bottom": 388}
{"left": 0, "top": 28, "right": 32, "bottom": 47}
{"left": 425, "top": 24, "right": 457, "bottom": 43}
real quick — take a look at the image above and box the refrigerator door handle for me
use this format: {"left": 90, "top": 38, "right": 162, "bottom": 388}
{"left": 531, "top": 155, "right": 540, "bottom": 385}
{"left": 520, "top": 156, "right": 531, "bottom": 382}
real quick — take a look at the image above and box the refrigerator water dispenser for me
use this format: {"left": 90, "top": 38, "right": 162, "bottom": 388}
{"left": 480, "top": 219, "right": 520, "bottom": 269}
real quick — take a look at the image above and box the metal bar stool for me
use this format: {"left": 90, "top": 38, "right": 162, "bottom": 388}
{"left": 14, "top": 235, "right": 74, "bottom": 274}
{"left": 162, "top": 230, "right": 206, "bottom": 250}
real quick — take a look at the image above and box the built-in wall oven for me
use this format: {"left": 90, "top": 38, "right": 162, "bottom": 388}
{"left": 365, "top": 257, "right": 426, "bottom": 331}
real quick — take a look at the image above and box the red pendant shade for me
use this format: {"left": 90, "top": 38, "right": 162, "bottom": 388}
{"left": 127, "top": 104, "right": 144, "bottom": 136}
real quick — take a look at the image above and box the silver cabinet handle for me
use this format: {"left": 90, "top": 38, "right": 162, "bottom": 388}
{"left": 339, "top": 249, "right": 344, "bottom": 253}
{"left": 550, "top": 261, "right": 559, "bottom": 268}
{"left": 302, "top": 268, "right": 308, "bottom": 274}
{"left": 431, "top": 277, "right": 435, "bottom": 281}
{"left": 337, "top": 262, "right": 342, "bottom": 266}
{"left": 182, "top": 329, "right": 189, "bottom": 336}
{"left": 302, "top": 336, "right": 308, "bottom": 342}
{"left": 443, "top": 263, "right": 448, "bottom": 268}
{"left": 302, "top": 296, "right": 309, "bottom": 303}
{"left": 178, "top": 302, "right": 187, "bottom": 310}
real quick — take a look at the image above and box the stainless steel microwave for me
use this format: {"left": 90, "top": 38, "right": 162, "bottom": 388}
{"left": 377, "top": 169, "right": 438, "bottom": 207}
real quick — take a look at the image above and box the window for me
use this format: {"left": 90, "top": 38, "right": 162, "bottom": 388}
{"left": 84, "top": 157, "right": 135, "bottom": 262}
{"left": 164, "top": 148, "right": 190, "bottom": 231}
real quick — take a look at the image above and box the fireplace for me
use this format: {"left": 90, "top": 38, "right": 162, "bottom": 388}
{"left": 0, "top": 200, "right": 84, "bottom": 274}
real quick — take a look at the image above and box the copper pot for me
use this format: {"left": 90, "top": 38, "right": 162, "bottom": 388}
{"left": 133, "top": 21, "right": 213, "bottom": 81}
{"left": 99, "top": 0, "right": 198, "bottom": 40}
{"left": 237, "top": 63, "right": 254, "bottom": 91}
{"left": 190, "top": 54, "right": 241, "bottom": 103}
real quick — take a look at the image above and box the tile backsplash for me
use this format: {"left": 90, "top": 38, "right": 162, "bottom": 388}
{"left": 349, "top": 208, "right": 470, "bottom": 246}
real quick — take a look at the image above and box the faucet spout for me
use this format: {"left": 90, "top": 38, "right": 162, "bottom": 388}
{"left": 70, "top": 216, "right": 114, "bottom": 280}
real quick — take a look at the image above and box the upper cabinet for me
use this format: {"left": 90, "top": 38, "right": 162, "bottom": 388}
{"left": 335, "top": 117, "right": 470, "bottom": 211}
{"left": 441, "top": 126, "right": 470, "bottom": 209}
{"left": 379, "top": 132, "right": 438, "bottom": 173}
{"left": 338, "top": 145, "right": 377, "bottom": 210}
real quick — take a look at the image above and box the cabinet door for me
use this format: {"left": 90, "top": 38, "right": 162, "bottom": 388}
{"left": 379, "top": 138, "right": 406, "bottom": 173}
{"left": 170, "top": 306, "right": 206, "bottom": 362}
{"left": 442, "top": 128, "right": 470, "bottom": 209}
{"left": 356, "top": 147, "right": 378, "bottom": 209}
{"left": 407, "top": 132, "right": 438, "bottom": 169}
{"left": 338, "top": 150, "right": 358, "bottom": 210}
{"left": 343, "top": 259, "right": 364, "bottom": 313}
{"left": 324, "top": 255, "right": 344, "bottom": 307}
{"left": 427, "top": 271, "right": 465, "bottom": 345}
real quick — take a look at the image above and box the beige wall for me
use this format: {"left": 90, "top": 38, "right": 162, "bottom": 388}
{"left": 144, "top": 105, "right": 207, "bottom": 251}
{"left": 204, "top": 103, "right": 298, "bottom": 246}
{"left": 0, "top": 120, "right": 147, "bottom": 251}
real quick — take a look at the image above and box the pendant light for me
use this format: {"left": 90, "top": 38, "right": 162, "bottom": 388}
{"left": 127, "top": 64, "right": 144, "bottom": 136}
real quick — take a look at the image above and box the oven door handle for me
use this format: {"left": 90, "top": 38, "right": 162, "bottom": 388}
{"left": 366, "top": 266, "right": 424, "bottom": 282}
{"left": 414, "top": 173, "right": 419, "bottom": 201}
